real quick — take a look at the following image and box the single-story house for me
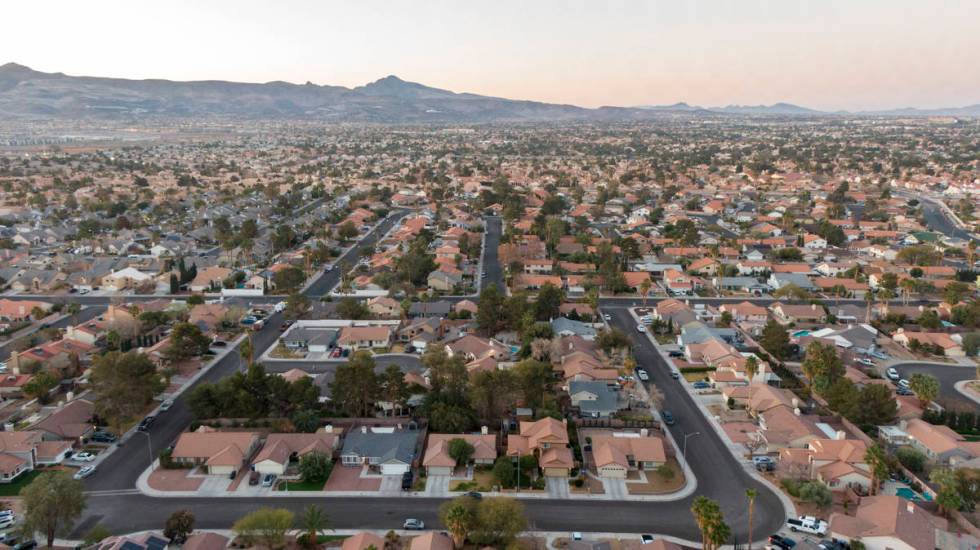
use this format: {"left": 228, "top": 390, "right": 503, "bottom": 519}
{"left": 422, "top": 430, "right": 497, "bottom": 476}
{"left": 252, "top": 430, "right": 342, "bottom": 476}
{"left": 171, "top": 430, "right": 261, "bottom": 475}
{"left": 339, "top": 426, "right": 418, "bottom": 475}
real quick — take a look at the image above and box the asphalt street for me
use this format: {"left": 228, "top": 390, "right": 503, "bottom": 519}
{"left": 0, "top": 305, "right": 105, "bottom": 362}
{"left": 891, "top": 361, "right": 978, "bottom": 410}
{"left": 482, "top": 216, "right": 505, "bottom": 293}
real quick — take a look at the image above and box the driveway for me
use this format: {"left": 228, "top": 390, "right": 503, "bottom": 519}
{"left": 380, "top": 475, "right": 404, "bottom": 495}
{"left": 890, "top": 361, "right": 978, "bottom": 410}
{"left": 601, "top": 477, "right": 628, "bottom": 500}
{"left": 545, "top": 476, "right": 570, "bottom": 499}
{"left": 425, "top": 475, "right": 450, "bottom": 496}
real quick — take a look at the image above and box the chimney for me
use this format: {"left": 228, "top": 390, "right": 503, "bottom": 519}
{"left": 66, "top": 391, "right": 74, "bottom": 402}
{"left": 906, "top": 501, "right": 915, "bottom": 514}
{"left": 811, "top": 303, "right": 817, "bottom": 310}
{"left": 794, "top": 407, "right": 801, "bottom": 416}
{"left": 562, "top": 418, "right": 568, "bottom": 427}
{"left": 835, "top": 430, "right": 846, "bottom": 440}
{"left": 323, "top": 425, "right": 333, "bottom": 434}
{"left": 361, "top": 426, "right": 367, "bottom": 434}
{"left": 640, "top": 428, "right": 649, "bottom": 437}
{"left": 792, "top": 397, "right": 799, "bottom": 408}
{"left": 481, "top": 426, "right": 489, "bottom": 435}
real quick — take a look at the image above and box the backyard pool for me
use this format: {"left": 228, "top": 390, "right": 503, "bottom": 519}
{"left": 792, "top": 330, "right": 811, "bottom": 338}
{"left": 895, "top": 487, "right": 932, "bottom": 501}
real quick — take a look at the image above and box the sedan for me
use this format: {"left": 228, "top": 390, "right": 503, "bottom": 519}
{"left": 692, "top": 381, "right": 711, "bottom": 390}
{"left": 403, "top": 519, "right": 425, "bottom": 530}
{"left": 73, "top": 466, "right": 96, "bottom": 480}
{"left": 661, "top": 411, "right": 675, "bottom": 425}
{"left": 898, "top": 379, "right": 910, "bottom": 389}
{"left": 73, "top": 451, "right": 96, "bottom": 462}
{"left": 886, "top": 367, "right": 900, "bottom": 380}
{"left": 636, "top": 325, "right": 647, "bottom": 333}
{"left": 640, "top": 535, "right": 655, "bottom": 545}
{"left": 768, "top": 534, "right": 797, "bottom": 549}
{"left": 636, "top": 369, "right": 650, "bottom": 381}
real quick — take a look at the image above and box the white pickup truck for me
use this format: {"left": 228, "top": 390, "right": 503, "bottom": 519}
{"left": 786, "top": 516, "right": 827, "bottom": 536}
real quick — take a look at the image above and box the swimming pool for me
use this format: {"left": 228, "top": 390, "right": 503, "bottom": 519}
{"left": 895, "top": 487, "right": 932, "bottom": 501}
{"left": 792, "top": 330, "right": 811, "bottom": 337}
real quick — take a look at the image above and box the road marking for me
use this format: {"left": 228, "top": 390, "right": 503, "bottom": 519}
{"left": 85, "top": 489, "right": 140, "bottom": 496}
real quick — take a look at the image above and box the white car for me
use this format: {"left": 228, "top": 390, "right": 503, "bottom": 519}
{"left": 636, "top": 325, "right": 646, "bottom": 333}
{"left": 73, "top": 465, "right": 96, "bottom": 480}
{"left": 73, "top": 451, "right": 96, "bottom": 462}
{"left": 886, "top": 367, "right": 900, "bottom": 381}
{"left": 856, "top": 358, "right": 875, "bottom": 367}
{"left": 898, "top": 379, "right": 910, "bottom": 389}
{"left": 0, "top": 516, "right": 13, "bottom": 530}
{"left": 637, "top": 369, "right": 650, "bottom": 381}
{"left": 603, "top": 313, "right": 611, "bottom": 321}
{"left": 403, "top": 519, "right": 425, "bottom": 530}
{"left": 159, "top": 399, "right": 174, "bottom": 412}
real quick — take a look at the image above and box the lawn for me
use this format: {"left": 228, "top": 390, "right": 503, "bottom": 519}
{"left": 0, "top": 470, "right": 43, "bottom": 496}
{"left": 450, "top": 469, "right": 495, "bottom": 492}
{"left": 683, "top": 371, "right": 709, "bottom": 383}
{"left": 277, "top": 480, "right": 325, "bottom": 491}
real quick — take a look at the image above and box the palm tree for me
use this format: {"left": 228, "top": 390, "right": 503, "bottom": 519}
{"left": 864, "top": 291, "right": 875, "bottom": 323}
{"left": 239, "top": 334, "right": 254, "bottom": 370}
{"left": 900, "top": 279, "right": 915, "bottom": 306}
{"left": 746, "top": 488, "right": 758, "bottom": 550}
{"left": 640, "top": 278, "right": 652, "bottom": 306}
{"left": 300, "top": 504, "right": 330, "bottom": 548}
{"left": 864, "top": 444, "right": 888, "bottom": 496}
{"left": 440, "top": 499, "right": 474, "bottom": 549}
{"left": 968, "top": 240, "right": 976, "bottom": 268}
{"left": 690, "top": 495, "right": 730, "bottom": 550}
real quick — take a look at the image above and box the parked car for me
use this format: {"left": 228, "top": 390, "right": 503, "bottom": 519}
{"left": 341, "top": 348, "right": 350, "bottom": 357}
{"left": 670, "top": 369, "right": 680, "bottom": 379}
{"left": 692, "top": 381, "right": 711, "bottom": 389}
{"left": 401, "top": 471, "right": 414, "bottom": 491}
{"left": 210, "top": 340, "right": 227, "bottom": 348}
{"left": 261, "top": 474, "right": 276, "bottom": 487}
{"left": 636, "top": 325, "right": 647, "bottom": 333}
{"left": 0, "top": 517, "right": 14, "bottom": 531}
{"left": 14, "top": 539, "right": 38, "bottom": 550}
{"left": 603, "top": 313, "right": 611, "bottom": 321}
{"left": 249, "top": 471, "right": 260, "bottom": 486}
{"left": 73, "top": 466, "right": 96, "bottom": 480}
{"left": 753, "top": 456, "right": 775, "bottom": 472}
{"left": 330, "top": 347, "right": 343, "bottom": 358}
{"left": 768, "top": 534, "right": 797, "bottom": 549}
{"left": 463, "top": 491, "right": 482, "bottom": 499}
{"left": 403, "top": 519, "right": 425, "bottom": 530}
{"left": 637, "top": 369, "right": 650, "bottom": 381}
{"left": 91, "top": 431, "right": 117, "bottom": 444}
{"left": 886, "top": 367, "right": 900, "bottom": 380}
{"left": 668, "top": 350, "right": 684, "bottom": 358}
{"left": 787, "top": 516, "right": 827, "bottom": 536}
{"left": 856, "top": 358, "right": 875, "bottom": 367}
{"left": 661, "top": 411, "right": 675, "bottom": 425}
{"left": 896, "top": 387, "right": 914, "bottom": 396}
{"left": 73, "top": 451, "right": 96, "bottom": 462}
{"left": 898, "top": 379, "right": 910, "bottom": 389}
{"left": 640, "top": 535, "right": 655, "bottom": 545}
{"left": 159, "top": 399, "right": 174, "bottom": 412}
{"left": 137, "top": 416, "right": 156, "bottom": 431}
{"left": 818, "top": 540, "right": 848, "bottom": 550}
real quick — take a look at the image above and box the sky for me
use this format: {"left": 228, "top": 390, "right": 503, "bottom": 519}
{"left": 4, "top": 0, "right": 979, "bottom": 111}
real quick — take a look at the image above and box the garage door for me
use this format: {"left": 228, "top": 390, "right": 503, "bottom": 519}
{"left": 381, "top": 462, "right": 408, "bottom": 476}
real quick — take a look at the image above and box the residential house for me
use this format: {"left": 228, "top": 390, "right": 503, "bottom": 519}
{"left": 252, "top": 430, "right": 341, "bottom": 476}
{"left": 339, "top": 426, "right": 418, "bottom": 475}
{"left": 568, "top": 381, "right": 621, "bottom": 418}
{"left": 591, "top": 431, "right": 668, "bottom": 479}
{"left": 422, "top": 430, "right": 497, "bottom": 476}
{"left": 507, "top": 417, "right": 574, "bottom": 477}
{"left": 171, "top": 430, "right": 261, "bottom": 475}
{"left": 892, "top": 329, "right": 964, "bottom": 357}
{"left": 829, "top": 496, "right": 946, "bottom": 550}
{"left": 903, "top": 418, "right": 980, "bottom": 466}
{"left": 769, "top": 302, "right": 825, "bottom": 325}
{"left": 367, "top": 296, "right": 402, "bottom": 318}
{"left": 336, "top": 326, "right": 393, "bottom": 351}
{"left": 30, "top": 398, "right": 96, "bottom": 443}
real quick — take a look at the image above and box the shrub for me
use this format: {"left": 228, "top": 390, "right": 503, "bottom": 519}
{"left": 896, "top": 447, "right": 927, "bottom": 473}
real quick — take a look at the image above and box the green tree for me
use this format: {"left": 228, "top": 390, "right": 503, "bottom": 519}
{"left": 908, "top": 373, "right": 940, "bottom": 406}
{"left": 513, "top": 359, "right": 553, "bottom": 410}
{"left": 337, "top": 220, "right": 358, "bottom": 242}
{"left": 533, "top": 283, "right": 563, "bottom": 321}
{"left": 854, "top": 384, "right": 898, "bottom": 426}
{"left": 895, "top": 447, "right": 927, "bottom": 473}
{"left": 163, "top": 510, "right": 195, "bottom": 543}
{"left": 470, "top": 497, "right": 527, "bottom": 548}
{"left": 491, "top": 457, "right": 515, "bottom": 487}
{"left": 329, "top": 352, "right": 378, "bottom": 417}
{"left": 379, "top": 364, "right": 408, "bottom": 415}
{"left": 23, "top": 370, "right": 59, "bottom": 404}
{"left": 232, "top": 508, "right": 295, "bottom": 550}
{"left": 291, "top": 409, "right": 320, "bottom": 433}
{"left": 865, "top": 444, "right": 889, "bottom": 496}
{"left": 298, "top": 451, "right": 332, "bottom": 485}
{"left": 299, "top": 505, "right": 330, "bottom": 548}
{"left": 931, "top": 467, "right": 964, "bottom": 517}
{"left": 90, "top": 351, "right": 165, "bottom": 433}
{"left": 336, "top": 298, "right": 371, "bottom": 320}
{"left": 83, "top": 525, "right": 112, "bottom": 547}
{"left": 20, "top": 471, "right": 86, "bottom": 548}
{"left": 476, "top": 284, "right": 505, "bottom": 336}
{"left": 273, "top": 265, "right": 306, "bottom": 293}
{"left": 690, "top": 496, "right": 730, "bottom": 550}
{"left": 448, "top": 438, "right": 476, "bottom": 467}
{"left": 284, "top": 292, "right": 311, "bottom": 320}
{"left": 760, "top": 320, "right": 791, "bottom": 360}
{"left": 166, "top": 322, "right": 212, "bottom": 361}
{"left": 439, "top": 497, "right": 478, "bottom": 549}
{"left": 745, "top": 489, "right": 757, "bottom": 550}
{"left": 825, "top": 378, "right": 859, "bottom": 418}
{"left": 801, "top": 341, "right": 844, "bottom": 395}
{"left": 799, "top": 481, "right": 832, "bottom": 508}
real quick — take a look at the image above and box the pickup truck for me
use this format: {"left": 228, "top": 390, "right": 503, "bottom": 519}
{"left": 787, "top": 516, "right": 827, "bottom": 536}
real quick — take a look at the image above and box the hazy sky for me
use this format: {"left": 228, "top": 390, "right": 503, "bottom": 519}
{"left": 4, "top": 0, "right": 979, "bottom": 110}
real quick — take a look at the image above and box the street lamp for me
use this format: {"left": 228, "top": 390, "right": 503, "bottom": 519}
{"left": 683, "top": 431, "right": 700, "bottom": 458}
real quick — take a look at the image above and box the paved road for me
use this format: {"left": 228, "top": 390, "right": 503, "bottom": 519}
{"left": 890, "top": 362, "right": 978, "bottom": 410}
{"left": 482, "top": 216, "right": 505, "bottom": 293}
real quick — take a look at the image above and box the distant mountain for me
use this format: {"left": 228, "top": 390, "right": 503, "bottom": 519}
{"left": 0, "top": 63, "right": 977, "bottom": 122}
{"left": 0, "top": 63, "right": 626, "bottom": 123}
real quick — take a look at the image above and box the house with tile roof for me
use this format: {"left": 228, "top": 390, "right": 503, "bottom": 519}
{"left": 829, "top": 496, "right": 947, "bottom": 550}
{"left": 422, "top": 430, "right": 497, "bottom": 476}
{"left": 507, "top": 417, "right": 574, "bottom": 477}
{"left": 591, "top": 431, "right": 668, "bottom": 479}
{"left": 252, "top": 430, "right": 341, "bottom": 476}
{"left": 171, "top": 430, "right": 261, "bottom": 475}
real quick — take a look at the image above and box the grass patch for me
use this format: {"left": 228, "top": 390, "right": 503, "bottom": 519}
{"left": 277, "top": 480, "right": 325, "bottom": 491}
{"left": 683, "top": 372, "right": 709, "bottom": 383}
{"left": 0, "top": 470, "right": 43, "bottom": 496}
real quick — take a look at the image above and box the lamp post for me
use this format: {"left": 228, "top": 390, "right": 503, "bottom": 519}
{"left": 683, "top": 431, "right": 700, "bottom": 459}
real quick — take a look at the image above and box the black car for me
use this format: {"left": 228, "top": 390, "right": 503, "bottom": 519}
{"left": 13, "top": 541, "right": 38, "bottom": 550}
{"left": 463, "top": 491, "right": 482, "bottom": 499}
{"left": 768, "top": 534, "right": 797, "bottom": 549}
{"left": 91, "top": 431, "right": 117, "bottom": 443}
{"left": 661, "top": 411, "right": 675, "bottom": 425}
{"left": 401, "top": 471, "right": 414, "bottom": 491}
{"left": 137, "top": 416, "right": 156, "bottom": 431}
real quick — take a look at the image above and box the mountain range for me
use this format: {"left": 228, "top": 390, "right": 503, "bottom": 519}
{"left": 1, "top": 63, "right": 977, "bottom": 122}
